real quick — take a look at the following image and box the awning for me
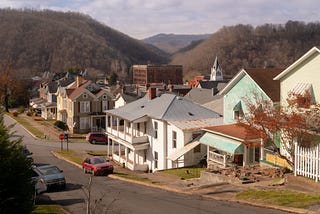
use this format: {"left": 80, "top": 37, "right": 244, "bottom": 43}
{"left": 233, "top": 101, "right": 242, "bottom": 111}
{"left": 167, "top": 140, "right": 201, "bottom": 161}
{"left": 199, "top": 132, "right": 244, "bottom": 154}
{"left": 290, "top": 83, "right": 312, "bottom": 95}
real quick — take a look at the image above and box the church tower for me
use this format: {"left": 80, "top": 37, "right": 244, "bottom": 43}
{"left": 210, "top": 56, "right": 223, "bottom": 81}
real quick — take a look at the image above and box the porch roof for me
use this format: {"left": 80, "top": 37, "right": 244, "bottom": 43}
{"left": 167, "top": 140, "right": 201, "bottom": 161}
{"left": 199, "top": 132, "right": 244, "bottom": 155}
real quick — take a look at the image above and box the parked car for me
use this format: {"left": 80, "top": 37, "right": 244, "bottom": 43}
{"left": 22, "top": 146, "right": 33, "bottom": 162}
{"left": 86, "top": 132, "right": 108, "bottom": 144}
{"left": 82, "top": 156, "right": 114, "bottom": 175}
{"left": 31, "top": 168, "right": 47, "bottom": 195}
{"left": 32, "top": 164, "right": 66, "bottom": 190}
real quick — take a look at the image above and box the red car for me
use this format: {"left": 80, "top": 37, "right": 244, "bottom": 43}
{"left": 82, "top": 156, "right": 114, "bottom": 175}
{"left": 85, "top": 132, "right": 108, "bottom": 144}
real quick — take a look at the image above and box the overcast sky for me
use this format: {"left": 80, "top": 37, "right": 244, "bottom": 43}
{"left": 1, "top": 0, "right": 320, "bottom": 39}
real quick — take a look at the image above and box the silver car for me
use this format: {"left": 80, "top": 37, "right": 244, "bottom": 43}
{"left": 33, "top": 165, "right": 66, "bottom": 190}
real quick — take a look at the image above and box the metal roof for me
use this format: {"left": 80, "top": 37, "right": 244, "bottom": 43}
{"left": 106, "top": 93, "right": 221, "bottom": 122}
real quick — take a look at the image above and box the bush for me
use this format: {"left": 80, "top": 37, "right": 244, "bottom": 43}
{"left": 12, "top": 110, "right": 19, "bottom": 117}
{"left": 54, "top": 120, "right": 68, "bottom": 131}
{"left": 18, "top": 106, "right": 25, "bottom": 114}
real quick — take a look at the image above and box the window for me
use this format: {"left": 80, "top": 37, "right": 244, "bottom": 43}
{"left": 172, "top": 131, "right": 177, "bottom": 148}
{"left": 154, "top": 121, "right": 158, "bottom": 139}
{"left": 233, "top": 101, "right": 243, "bottom": 120}
{"left": 102, "top": 100, "right": 108, "bottom": 112}
{"left": 80, "top": 117, "right": 90, "bottom": 129}
{"left": 234, "top": 110, "right": 244, "bottom": 120}
{"left": 83, "top": 93, "right": 88, "bottom": 99}
{"left": 154, "top": 151, "right": 158, "bottom": 169}
{"left": 80, "top": 101, "right": 90, "bottom": 113}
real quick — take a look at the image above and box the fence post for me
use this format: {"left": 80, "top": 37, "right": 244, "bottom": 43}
{"left": 294, "top": 142, "right": 298, "bottom": 177}
{"left": 316, "top": 145, "right": 319, "bottom": 182}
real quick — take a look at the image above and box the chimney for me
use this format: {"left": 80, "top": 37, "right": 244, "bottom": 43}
{"left": 76, "top": 75, "right": 83, "bottom": 87}
{"left": 168, "top": 84, "right": 174, "bottom": 92}
{"left": 148, "top": 87, "right": 157, "bottom": 100}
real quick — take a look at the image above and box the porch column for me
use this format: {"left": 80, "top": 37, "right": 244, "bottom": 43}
{"left": 107, "top": 138, "right": 110, "bottom": 157}
{"left": 125, "top": 147, "right": 128, "bottom": 167}
{"left": 111, "top": 139, "right": 114, "bottom": 158}
{"left": 131, "top": 122, "right": 134, "bottom": 137}
{"left": 110, "top": 115, "right": 113, "bottom": 132}
{"left": 260, "top": 138, "right": 264, "bottom": 161}
{"left": 116, "top": 117, "right": 119, "bottom": 137}
{"left": 243, "top": 146, "right": 248, "bottom": 167}
{"left": 133, "top": 150, "right": 136, "bottom": 170}
{"left": 124, "top": 120, "right": 127, "bottom": 141}
{"left": 118, "top": 144, "right": 121, "bottom": 163}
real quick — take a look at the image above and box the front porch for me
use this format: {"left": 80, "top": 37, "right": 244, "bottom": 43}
{"left": 107, "top": 135, "right": 149, "bottom": 171}
{"left": 199, "top": 131, "right": 263, "bottom": 169}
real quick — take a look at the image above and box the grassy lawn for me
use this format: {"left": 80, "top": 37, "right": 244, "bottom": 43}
{"left": 32, "top": 205, "right": 68, "bottom": 214}
{"left": 163, "top": 167, "right": 205, "bottom": 180}
{"left": 54, "top": 149, "right": 84, "bottom": 165}
{"left": 8, "top": 114, "right": 44, "bottom": 138}
{"left": 236, "top": 189, "right": 320, "bottom": 208}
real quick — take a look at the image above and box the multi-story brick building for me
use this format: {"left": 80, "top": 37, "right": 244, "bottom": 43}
{"left": 132, "top": 64, "right": 183, "bottom": 85}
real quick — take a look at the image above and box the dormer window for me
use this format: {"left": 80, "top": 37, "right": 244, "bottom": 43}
{"left": 233, "top": 101, "right": 244, "bottom": 120}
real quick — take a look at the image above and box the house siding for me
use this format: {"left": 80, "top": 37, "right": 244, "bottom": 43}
{"left": 280, "top": 52, "right": 320, "bottom": 105}
{"left": 224, "top": 75, "right": 269, "bottom": 124}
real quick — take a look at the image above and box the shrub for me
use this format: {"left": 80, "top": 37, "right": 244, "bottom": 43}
{"left": 54, "top": 120, "right": 68, "bottom": 131}
{"left": 12, "top": 110, "right": 19, "bottom": 117}
{"left": 18, "top": 106, "right": 25, "bottom": 114}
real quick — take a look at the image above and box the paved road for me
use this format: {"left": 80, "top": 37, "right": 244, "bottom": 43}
{"left": 4, "top": 115, "right": 290, "bottom": 214}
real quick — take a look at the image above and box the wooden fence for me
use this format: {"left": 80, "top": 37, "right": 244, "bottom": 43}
{"left": 294, "top": 143, "right": 320, "bottom": 182}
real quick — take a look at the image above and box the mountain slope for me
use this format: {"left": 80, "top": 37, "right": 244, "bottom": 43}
{"left": 143, "top": 33, "right": 210, "bottom": 54}
{"left": 171, "top": 21, "right": 320, "bottom": 80}
{"left": 0, "top": 9, "right": 168, "bottom": 79}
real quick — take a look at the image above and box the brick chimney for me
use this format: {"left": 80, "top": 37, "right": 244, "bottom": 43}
{"left": 168, "top": 84, "right": 174, "bottom": 92}
{"left": 148, "top": 87, "right": 157, "bottom": 100}
{"left": 76, "top": 75, "right": 83, "bottom": 87}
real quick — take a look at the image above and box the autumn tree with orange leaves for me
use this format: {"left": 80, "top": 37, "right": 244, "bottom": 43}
{"left": 239, "top": 91, "right": 320, "bottom": 168}
{"left": 0, "top": 61, "right": 29, "bottom": 112}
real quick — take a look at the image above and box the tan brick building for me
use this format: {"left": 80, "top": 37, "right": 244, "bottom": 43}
{"left": 132, "top": 65, "right": 183, "bottom": 85}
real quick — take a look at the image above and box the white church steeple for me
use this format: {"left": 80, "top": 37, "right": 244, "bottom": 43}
{"left": 210, "top": 56, "right": 223, "bottom": 81}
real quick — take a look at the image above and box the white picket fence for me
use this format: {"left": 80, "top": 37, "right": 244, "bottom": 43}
{"left": 294, "top": 143, "right": 320, "bottom": 182}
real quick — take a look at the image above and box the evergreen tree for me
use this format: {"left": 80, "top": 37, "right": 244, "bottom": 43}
{"left": 0, "top": 111, "right": 34, "bottom": 214}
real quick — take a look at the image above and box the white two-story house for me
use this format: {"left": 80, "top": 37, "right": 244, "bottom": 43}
{"left": 105, "top": 88, "right": 222, "bottom": 172}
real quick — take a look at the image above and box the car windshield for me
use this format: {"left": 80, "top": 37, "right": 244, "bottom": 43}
{"left": 92, "top": 157, "right": 108, "bottom": 164}
{"left": 38, "top": 166, "right": 61, "bottom": 175}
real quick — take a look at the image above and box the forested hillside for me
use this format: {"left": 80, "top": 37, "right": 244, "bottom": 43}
{"left": 0, "top": 9, "right": 168, "bottom": 80}
{"left": 143, "top": 33, "right": 210, "bottom": 54}
{"left": 171, "top": 21, "right": 320, "bottom": 80}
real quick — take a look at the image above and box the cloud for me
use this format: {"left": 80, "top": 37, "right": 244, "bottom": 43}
{"left": 0, "top": 0, "right": 319, "bottom": 39}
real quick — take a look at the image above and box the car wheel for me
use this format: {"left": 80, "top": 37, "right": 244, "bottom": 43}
{"left": 92, "top": 140, "right": 96, "bottom": 144}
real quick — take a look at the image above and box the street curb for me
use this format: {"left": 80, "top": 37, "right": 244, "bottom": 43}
{"left": 51, "top": 151, "right": 317, "bottom": 214}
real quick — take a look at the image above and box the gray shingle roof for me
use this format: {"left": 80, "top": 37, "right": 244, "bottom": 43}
{"left": 107, "top": 93, "right": 221, "bottom": 122}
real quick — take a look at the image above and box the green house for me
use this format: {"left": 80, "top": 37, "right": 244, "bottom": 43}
{"left": 200, "top": 68, "right": 283, "bottom": 168}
